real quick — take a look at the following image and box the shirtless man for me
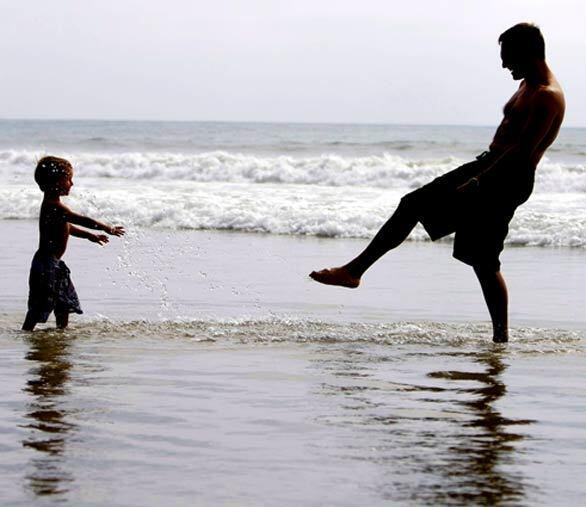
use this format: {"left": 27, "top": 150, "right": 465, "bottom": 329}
{"left": 310, "top": 23, "right": 565, "bottom": 343}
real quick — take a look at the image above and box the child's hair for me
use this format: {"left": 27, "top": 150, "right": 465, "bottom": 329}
{"left": 34, "top": 156, "right": 73, "bottom": 192}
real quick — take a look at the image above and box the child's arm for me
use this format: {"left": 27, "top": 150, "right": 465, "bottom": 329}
{"left": 70, "top": 225, "right": 110, "bottom": 245}
{"left": 58, "top": 202, "right": 125, "bottom": 236}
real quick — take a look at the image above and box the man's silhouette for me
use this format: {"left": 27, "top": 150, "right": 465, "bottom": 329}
{"left": 310, "top": 23, "right": 565, "bottom": 343}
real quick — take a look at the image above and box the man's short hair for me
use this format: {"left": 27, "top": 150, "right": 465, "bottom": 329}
{"left": 34, "top": 156, "right": 73, "bottom": 192}
{"left": 499, "top": 23, "right": 545, "bottom": 60}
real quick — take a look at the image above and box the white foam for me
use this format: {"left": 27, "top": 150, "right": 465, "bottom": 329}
{"left": 2, "top": 149, "right": 585, "bottom": 194}
{"left": 2, "top": 149, "right": 584, "bottom": 248}
{"left": 2, "top": 179, "right": 584, "bottom": 247}
{"left": 3, "top": 315, "right": 583, "bottom": 353}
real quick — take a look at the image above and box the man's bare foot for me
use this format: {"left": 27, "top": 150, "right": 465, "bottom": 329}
{"left": 309, "top": 267, "right": 360, "bottom": 288}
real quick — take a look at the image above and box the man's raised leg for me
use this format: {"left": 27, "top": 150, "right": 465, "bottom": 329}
{"left": 473, "top": 266, "right": 509, "bottom": 343}
{"left": 310, "top": 196, "right": 419, "bottom": 288}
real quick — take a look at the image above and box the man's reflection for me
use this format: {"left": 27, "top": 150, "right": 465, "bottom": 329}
{"left": 22, "top": 332, "right": 76, "bottom": 497}
{"left": 314, "top": 345, "right": 533, "bottom": 504}
{"left": 426, "top": 350, "right": 533, "bottom": 504}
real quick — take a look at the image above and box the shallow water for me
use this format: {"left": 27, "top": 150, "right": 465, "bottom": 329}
{"left": 1, "top": 317, "right": 585, "bottom": 506}
{"left": 2, "top": 222, "right": 585, "bottom": 504}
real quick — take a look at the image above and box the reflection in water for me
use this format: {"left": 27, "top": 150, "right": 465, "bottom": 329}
{"left": 315, "top": 346, "right": 534, "bottom": 505}
{"left": 424, "top": 351, "right": 534, "bottom": 504}
{"left": 22, "top": 333, "right": 76, "bottom": 497}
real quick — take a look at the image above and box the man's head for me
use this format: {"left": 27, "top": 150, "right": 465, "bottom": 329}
{"left": 499, "top": 23, "right": 545, "bottom": 80}
{"left": 35, "top": 156, "right": 74, "bottom": 195}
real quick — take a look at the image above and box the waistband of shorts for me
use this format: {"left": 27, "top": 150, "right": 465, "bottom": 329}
{"left": 33, "top": 250, "right": 61, "bottom": 262}
{"left": 475, "top": 150, "right": 536, "bottom": 173}
{"left": 475, "top": 151, "right": 495, "bottom": 162}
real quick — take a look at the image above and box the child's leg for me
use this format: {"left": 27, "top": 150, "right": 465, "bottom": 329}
{"left": 55, "top": 312, "right": 69, "bottom": 329}
{"left": 22, "top": 312, "right": 38, "bottom": 331}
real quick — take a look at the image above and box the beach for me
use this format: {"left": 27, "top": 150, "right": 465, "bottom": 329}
{"left": 1, "top": 120, "right": 585, "bottom": 505}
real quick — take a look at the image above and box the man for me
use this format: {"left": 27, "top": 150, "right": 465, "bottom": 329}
{"left": 309, "top": 23, "right": 565, "bottom": 343}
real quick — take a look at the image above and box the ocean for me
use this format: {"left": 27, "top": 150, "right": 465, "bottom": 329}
{"left": 1, "top": 120, "right": 585, "bottom": 246}
{"left": 0, "top": 120, "right": 585, "bottom": 505}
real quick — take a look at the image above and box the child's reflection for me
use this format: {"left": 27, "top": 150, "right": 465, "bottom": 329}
{"left": 22, "top": 332, "right": 76, "bottom": 497}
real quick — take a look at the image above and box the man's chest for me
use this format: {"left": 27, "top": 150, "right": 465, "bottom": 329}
{"left": 503, "top": 87, "right": 534, "bottom": 125}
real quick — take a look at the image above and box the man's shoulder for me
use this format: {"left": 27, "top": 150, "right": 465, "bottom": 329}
{"left": 537, "top": 77, "right": 564, "bottom": 98}
{"left": 531, "top": 83, "right": 565, "bottom": 112}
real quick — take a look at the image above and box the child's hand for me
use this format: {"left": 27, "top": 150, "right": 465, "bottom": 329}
{"left": 89, "top": 234, "right": 110, "bottom": 245}
{"left": 106, "top": 225, "right": 125, "bottom": 237}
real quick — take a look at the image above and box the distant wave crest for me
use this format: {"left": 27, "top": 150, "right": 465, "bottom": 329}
{"left": 2, "top": 149, "right": 586, "bottom": 193}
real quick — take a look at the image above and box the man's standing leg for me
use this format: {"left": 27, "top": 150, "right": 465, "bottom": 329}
{"left": 473, "top": 266, "right": 509, "bottom": 343}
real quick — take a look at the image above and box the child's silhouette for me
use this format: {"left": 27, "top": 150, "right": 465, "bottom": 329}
{"left": 22, "top": 156, "right": 125, "bottom": 331}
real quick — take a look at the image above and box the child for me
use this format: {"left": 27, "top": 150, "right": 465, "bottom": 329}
{"left": 22, "top": 156, "right": 125, "bottom": 331}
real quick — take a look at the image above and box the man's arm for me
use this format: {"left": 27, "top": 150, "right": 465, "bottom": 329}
{"left": 461, "top": 90, "right": 560, "bottom": 189}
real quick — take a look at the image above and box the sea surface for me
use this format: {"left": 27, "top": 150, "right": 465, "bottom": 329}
{"left": 0, "top": 120, "right": 585, "bottom": 505}
{"left": 1, "top": 120, "right": 585, "bottom": 246}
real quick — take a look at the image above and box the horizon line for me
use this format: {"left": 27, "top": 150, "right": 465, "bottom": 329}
{"left": 1, "top": 117, "right": 585, "bottom": 129}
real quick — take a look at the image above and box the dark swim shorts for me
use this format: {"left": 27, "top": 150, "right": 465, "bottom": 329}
{"left": 403, "top": 153, "right": 534, "bottom": 271}
{"left": 26, "top": 251, "right": 83, "bottom": 323}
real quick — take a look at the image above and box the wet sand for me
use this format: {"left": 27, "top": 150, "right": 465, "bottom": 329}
{"left": 1, "top": 220, "right": 585, "bottom": 329}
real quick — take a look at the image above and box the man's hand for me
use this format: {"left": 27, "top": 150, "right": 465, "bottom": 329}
{"left": 105, "top": 225, "right": 125, "bottom": 237}
{"left": 89, "top": 234, "right": 110, "bottom": 245}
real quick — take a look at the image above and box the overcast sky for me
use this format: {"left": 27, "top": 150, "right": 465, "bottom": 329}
{"left": 1, "top": 0, "right": 585, "bottom": 126}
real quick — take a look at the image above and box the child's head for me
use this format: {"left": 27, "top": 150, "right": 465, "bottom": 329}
{"left": 35, "top": 156, "right": 74, "bottom": 194}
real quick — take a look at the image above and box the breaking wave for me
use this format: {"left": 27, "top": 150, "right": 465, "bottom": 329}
{"left": 1, "top": 149, "right": 584, "bottom": 247}
{"left": 2, "top": 149, "right": 586, "bottom": 193}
